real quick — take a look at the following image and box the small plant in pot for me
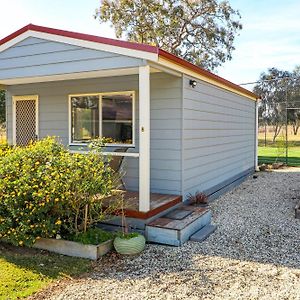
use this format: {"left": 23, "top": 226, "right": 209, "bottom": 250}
{"left": 187, "top": 191, "right": 209, "bottom": 206}
{"left": 113, "top": 196, "right": 146, "bottom": 255}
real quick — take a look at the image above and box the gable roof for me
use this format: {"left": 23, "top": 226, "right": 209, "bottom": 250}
{"left": 0, "top": 24, "right": 257, "bottom": 100}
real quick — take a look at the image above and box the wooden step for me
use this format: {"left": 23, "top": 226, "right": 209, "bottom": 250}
{"left": 145, "top": 206, "right": 212, "bottom": 246}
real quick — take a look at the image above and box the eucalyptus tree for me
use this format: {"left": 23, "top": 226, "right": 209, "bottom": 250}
{"left": 288, "top": 66, "right": 300, "bottom": 135}
{"left": 254, "top": 68, "right": 290, "bottom": 142}
{"left": 95, "top": 0, "right": 242, "bottom": 71}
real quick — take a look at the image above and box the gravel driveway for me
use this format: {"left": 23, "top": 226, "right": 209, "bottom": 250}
{"left": 32, "top": 170, "right": 300, "bottom": 300}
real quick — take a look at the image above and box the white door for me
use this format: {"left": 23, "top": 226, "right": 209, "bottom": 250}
{"left": 13, "top": 95, "right": 39, "bottom": 146}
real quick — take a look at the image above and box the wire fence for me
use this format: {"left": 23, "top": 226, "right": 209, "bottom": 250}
{"left": 258, "top": 102, "right": 300, "bottom": 166}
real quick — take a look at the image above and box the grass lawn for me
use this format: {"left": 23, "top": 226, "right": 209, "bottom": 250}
{"left": 258, "top": 145, "right": 300, "bottom": 166}
{"left": 0, "top": 242, "right": 92, "bottom": 299}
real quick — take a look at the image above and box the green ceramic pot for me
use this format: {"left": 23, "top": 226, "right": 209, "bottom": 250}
{"left": 113, "top": 234, "right": 146, "bottom": 255}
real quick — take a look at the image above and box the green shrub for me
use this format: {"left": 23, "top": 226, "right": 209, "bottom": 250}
{"left": 70, "top": 227, "right": 115, "bottom": 245}
{"left": 0, "top": 137, "right": 121, "bottom": 246}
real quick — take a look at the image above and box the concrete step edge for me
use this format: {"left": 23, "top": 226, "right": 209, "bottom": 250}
{"left": 189, "top": 224, "right": 217, "bottom": 242}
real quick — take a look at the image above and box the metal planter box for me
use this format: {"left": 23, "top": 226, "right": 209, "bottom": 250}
{"left": 33, "top": 238, "right": 113, "bottom": 260}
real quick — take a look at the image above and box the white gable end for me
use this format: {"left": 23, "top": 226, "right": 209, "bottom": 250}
{"left": 0, "top": 30, "right": 158, "bottom": 61}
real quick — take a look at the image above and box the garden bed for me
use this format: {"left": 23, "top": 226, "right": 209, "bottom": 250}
{"left": 33, "top": 238, "right": 113, "bottom": 260}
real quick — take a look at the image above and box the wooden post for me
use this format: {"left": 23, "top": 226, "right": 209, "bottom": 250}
{"left": 139, "top": 65, "right": 150, "bottom": 212}
{"left": 255, "top": 101, "right": 259, "bottom": 170}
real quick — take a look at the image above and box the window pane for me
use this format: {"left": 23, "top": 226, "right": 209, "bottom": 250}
{"left": 71, "top": 96, "right": 99, "bottom": 142}
{"left": 102, "top": 94, "right": 133, "bottom": 144}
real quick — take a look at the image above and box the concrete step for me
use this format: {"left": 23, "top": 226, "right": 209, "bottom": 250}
{"left": 190, "top": 224, "right": 217, "bottom": 242}
{"left": 145, "top": 205, "right": 212, "bottom": 246}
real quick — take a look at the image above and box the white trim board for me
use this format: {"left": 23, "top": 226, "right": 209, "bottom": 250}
{"left": 69, "top": 149, "right": 139, "bottom": 158}
{"left": 0, "top": 68, "right": 140, "bottom": 85}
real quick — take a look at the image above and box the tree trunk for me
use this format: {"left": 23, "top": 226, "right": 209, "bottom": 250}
{"left": 272, "top": 125, "right": 282, "bottom": 142}
{"left": 75, "top": 209, "right": 79, "bottom": 234}
{"left": 84, "top": 204, "right": 88, "bottom": 233}
{"left": 264, "top": 123, "right": 267, "bottom": 146}
{"left": 292, "top": 124, "right": 299, "bottom": 135}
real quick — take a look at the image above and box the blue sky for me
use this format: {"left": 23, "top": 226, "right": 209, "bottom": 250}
{"left": 1, "top": 0, "right": 300, "bottom": 88}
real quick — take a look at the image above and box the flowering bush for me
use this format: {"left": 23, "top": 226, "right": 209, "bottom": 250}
{"left": 0, "top": 137, "right": 120, "bottom": 246}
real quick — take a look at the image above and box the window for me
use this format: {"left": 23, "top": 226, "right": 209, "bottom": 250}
{"left": 102, "top": 94, "right": 133, "bottom": 145}
{"left": 70, "top": 92, "right": 134, "bottom": 146}
{"left": 71, "top": 95, "right": 99, "bottom": 143}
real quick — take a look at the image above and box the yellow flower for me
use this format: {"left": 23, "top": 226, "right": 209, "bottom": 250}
{"left": 19, "top": 241, "right": 23, "bottom": 246}
{"left": 55, "top": 219, "right": 62, "bottom": 225}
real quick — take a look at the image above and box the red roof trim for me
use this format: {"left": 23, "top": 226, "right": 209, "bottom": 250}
{"left": 0, "top": 24, "right": 31, "bottom": 46}
{"left": 0, "top": 24, "right": 159, "bottom": 54}
{"left": 0, "top": 24, "right": 257, "bottom": 99}
{"left": 159, "top": 49, "right": 257, "bottom": 99}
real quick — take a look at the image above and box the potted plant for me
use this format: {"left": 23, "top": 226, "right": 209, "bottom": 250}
{"left": 113, "top": 196, "right": 146, "bottom": 255}
{"left": 187, "top": 191, "right": 209, "bottom": 206}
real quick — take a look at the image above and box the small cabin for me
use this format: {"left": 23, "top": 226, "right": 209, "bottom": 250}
{"left": 0, "top": 24, "right": 258, "bottom": 220}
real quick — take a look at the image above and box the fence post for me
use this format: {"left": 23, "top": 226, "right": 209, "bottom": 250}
{"left": 285, "top": 87, "right": 288, "bottom": 165}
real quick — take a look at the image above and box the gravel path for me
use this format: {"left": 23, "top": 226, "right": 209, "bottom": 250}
{"left": 32, "top": 170, "right": 300, "bottom": 300}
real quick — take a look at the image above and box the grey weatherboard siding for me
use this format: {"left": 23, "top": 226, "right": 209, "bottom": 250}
{"left": 0, "top": 37, "right": 143, "bottom": 80}
{"left": 6, "top": 73, "right": 182, "bottom": 195}
{"left": 182, "top": 76, "right": 255, "bottom": 198}
{"left": 3, "top": 36, "right": 256, "bottom": 199}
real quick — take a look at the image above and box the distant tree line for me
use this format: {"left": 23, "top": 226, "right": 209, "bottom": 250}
{"left": 254, "top": 66, "right": 300, "bottom": 142}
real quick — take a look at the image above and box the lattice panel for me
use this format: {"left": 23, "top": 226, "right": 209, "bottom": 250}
{"left": 16, "top": 100, "right": 37, "bottom": 146}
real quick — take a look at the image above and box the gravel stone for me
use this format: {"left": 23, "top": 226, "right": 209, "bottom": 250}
{"left": 32, "top": 170, "right": 300, "bottom": 300}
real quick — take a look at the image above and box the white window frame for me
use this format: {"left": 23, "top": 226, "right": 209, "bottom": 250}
{"left": 12, "top": 94, "right": 39, "bottom": 145}
{"left": 68, "top": 91, "right": 135, "bottom": 147}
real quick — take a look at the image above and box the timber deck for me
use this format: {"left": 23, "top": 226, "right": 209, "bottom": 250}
{"left": 106, "top": 190, "right": 182, "bottom": 219}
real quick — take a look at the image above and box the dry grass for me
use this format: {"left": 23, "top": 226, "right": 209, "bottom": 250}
{"left": 258, "top": 125, "right": 300, "bottom": 144}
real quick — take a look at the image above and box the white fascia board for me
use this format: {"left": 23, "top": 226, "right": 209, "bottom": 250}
{"left": 0, "top": 31, "right": 34, "bottom": 52}
{"left": 148, "top": 61, "right": 182, "bottom": 77}
{"left": 0, "top": 30, "right": 159, "bottom": 62}
{"left": 0, "top": 67, "right": 140, "bottom": 85}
